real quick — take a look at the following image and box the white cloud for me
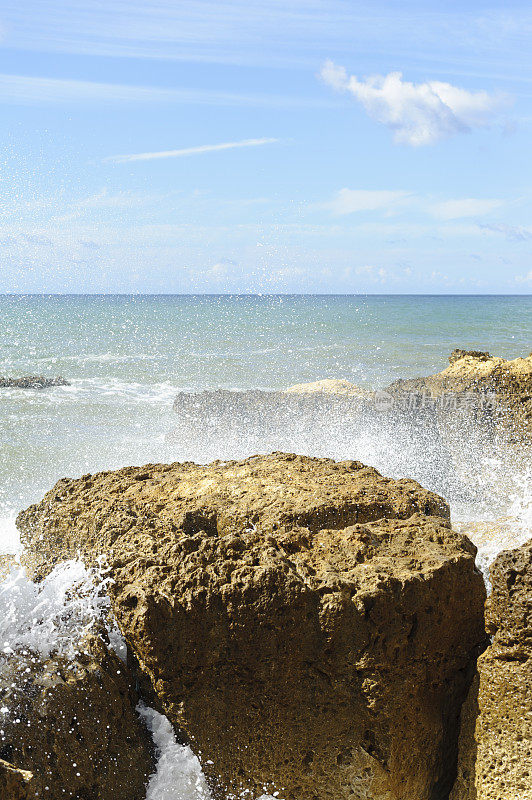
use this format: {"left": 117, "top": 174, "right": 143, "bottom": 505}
{"left": 430, "top": 198, "right": 504, "bottom": 219}
{"left": 322, "top": 189, "right": 504, "bottom": 220}
{"left": 106, "top": 138, "right": 280, "bottom": 164}
{"left": 320, "top": 61, "right": 509, "bottom": 145}
{"left": 206, "top": 259, "right": 238, "bottom": 279}
{"left": 515, "top": 270, "right": 532, "bottom": 283}
{"left": 355, "top": 265, "right": 389, "bottom": 282}
{"left": 322, "top": 188, "right": 411, "bottom": 216}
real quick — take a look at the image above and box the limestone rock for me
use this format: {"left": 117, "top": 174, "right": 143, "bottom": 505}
{"left": 451, "top": 538, "right": 532, "bottom": 800}
{"left": 0, "top": 759, "right": 33, "bottom": 800}
{"left": 17, "top": 452, "right": 450, "bottom": 578}
{"left": 387, "top": 350, "right": 532, "bottom": 439}
{"left": 284, "top": 378, "right": 371, "bottom": 397}
{"left": 18, "top": 454, "right": 485, "bottom": 800}
{"left": 0, "top": 635, "right": 154, "bottom": 800}
{"left": 448, "top": 349, "right": 492, "bottom": 364}
{"left": 0, "top": 376, "right": 70, "bottom": 389}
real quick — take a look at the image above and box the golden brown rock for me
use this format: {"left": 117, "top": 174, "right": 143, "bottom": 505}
{"left": 0, "top": 635, "right": 154, "bottom": 800}
{"left": 284, "top": 378, "right": 371, "bottom": 397}
{"left": 18, "top": 453, "right": 485, "bottom": 800}
{"left": 17, "top": 453, "right": 450, "bottom": 578}
{"left": 387, "top": 350, "right": 532, "bottom": 439}
{"left": 0, "top": 759, "right": 33, "bottom": 800}
{"left": 452, "top": 538, "right": 532, "bottom": 800}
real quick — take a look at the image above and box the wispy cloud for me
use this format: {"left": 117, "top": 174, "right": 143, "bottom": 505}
{"left": 0, "top": 74, "right": 178, "bottom": 104}
{"left": 321, "top": 189, "right": 411, "bottom": 215}
{"left": 322, "top": 189, "right": 505, "bottom": 220}
{"left": 2, "top": 2, "right": 532, "bottom": 85}
{"left": 0, "top": 73, "right": 337, "bottom": 108}
{"left": 480, "top": 222, "right": 532, "bottom": 241}
{"left": 106, "top": 138, "right": 281, "bottom": 164}
{"left": 430, "top": 198, "right": 504, "bottom": 219}
{"left": 320, "top": 61, "right": 509, "bottom": 145}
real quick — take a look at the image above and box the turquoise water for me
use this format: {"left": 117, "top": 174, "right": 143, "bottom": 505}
{"left": 0, "top": 293, "right": 530, "bottom": 539}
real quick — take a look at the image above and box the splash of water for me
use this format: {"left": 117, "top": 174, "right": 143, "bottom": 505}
{"left": 137, "top": 703, "right": 212, "bottom": 800}
{"left": 0, "top": 559, "right": 117, "bottom": 660}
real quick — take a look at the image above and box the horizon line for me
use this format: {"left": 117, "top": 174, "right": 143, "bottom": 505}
{"left": 1, "top": 292, "right": 530, "bottom": 298}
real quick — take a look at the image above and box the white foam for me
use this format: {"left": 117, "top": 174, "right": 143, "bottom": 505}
{"left": 0, "top": 515, "right": 21, "bottom": 555}
{"left": 0, "top": 559, "right": 116, "bottom": 660}
{"left": 509, "top": 467, "right": 532, "bottom": 534}
{"left": 137, "top": 703, "right": 212, "bottom": 800}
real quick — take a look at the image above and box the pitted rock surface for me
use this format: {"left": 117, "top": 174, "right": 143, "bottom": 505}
{"left": 451, "top": 538, "right": 532, "bottom": 800}
{"left": 0, "top": 635, "right": 153, "bottom": 800}
{"left": 18, "top": 453, "right": 485, "bottom": 800}
{"left": 387, "top": 350, "right": 532, "bottom": 440}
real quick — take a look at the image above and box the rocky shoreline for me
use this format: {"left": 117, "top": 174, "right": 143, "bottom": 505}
{"left": 1, "top": 349, "right": 531, "bottom": 799}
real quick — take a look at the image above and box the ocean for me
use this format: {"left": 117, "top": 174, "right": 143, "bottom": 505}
{"left": 0, "top": 293, "right": 531, "bottom": 798}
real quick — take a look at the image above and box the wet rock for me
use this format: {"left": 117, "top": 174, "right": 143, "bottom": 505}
{"left": 0, "top": 556, "right": 16, "bottom": 581}
{"left": 0, "top": 634, "right": 154, "bottom": 800}
{"left": 448, "top": 349, "right": 492, "bottom": 364}
{"left": 0, "top": 759, "right": 33, "bottom": 799}
{"left": 0, "top": 376, "right": 70, "bottom": 389}
{"left": 387, "top": 350, "right": 532, "bottom": 440}
{"left": 451, "top": 538, "right": 532, "bottom": 800}
{"left": 18, "top": 453, "right": 485, "bottom": 800}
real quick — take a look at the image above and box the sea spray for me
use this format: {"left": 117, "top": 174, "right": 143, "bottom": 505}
{"left": 137, "top": 702, "right": 212, "bottom": 800}
{"left": 0, "top": 559, "right": 117, "bottom": 660}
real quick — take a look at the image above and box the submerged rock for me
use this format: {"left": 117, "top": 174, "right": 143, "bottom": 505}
{"left": 0, "top": 376, "right": 70, "bottom": 389}
{"left": 0, "top": 634, "right": 154, "bottom": 800}
{"left": 18, "top": 453, "right": 486, "bottom": 800}
{"left": 0, "top": 759, "right": 33, "bottom": 800}
{"left": 451, "top": 538, "right": 532, "bottom": 800}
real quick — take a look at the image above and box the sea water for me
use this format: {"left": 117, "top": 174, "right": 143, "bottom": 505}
{"left": 0, "top": 293, "right": 530, "bottom": 798}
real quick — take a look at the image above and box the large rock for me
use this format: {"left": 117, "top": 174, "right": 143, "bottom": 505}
{"left": 387, "top": 350, "right": 532, "bottom": 440}
{"left": 0, "top": 759, "right": 33, "bottom": 800}
{"left": 0, "top": 634, "right": 154, "bottom": 800}
{"left": 451, "top": 538, "right": 532, "bottom": 800}
{"left": 18, "top": 453, "right": 486, "bottom": 800}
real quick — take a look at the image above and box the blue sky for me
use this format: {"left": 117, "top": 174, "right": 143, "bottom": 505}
{"left": 0, "top": 0, "right": 531, "bottom": 293}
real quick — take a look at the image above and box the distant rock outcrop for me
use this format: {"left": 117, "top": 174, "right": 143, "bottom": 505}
{"left": 18, "top": 453, "right": 486, "bottom": 800}
{"left": 451, "top": 537, "right": 532, "bottom": 800}
{"left": 0, "top": 376, "right": 70, "bottom": 389}
{"left": 0, "top": 634, "right": 154, "bottom": 800}
{"left": 284, "top": 378, "right": 371, "bottom": 397}
{"left": 387, "top": 350, "right": 532, "bottom": 439}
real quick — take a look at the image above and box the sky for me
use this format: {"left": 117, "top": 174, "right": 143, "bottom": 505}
{"left": 0, "top": 0, "right": 531, "bottom": 294}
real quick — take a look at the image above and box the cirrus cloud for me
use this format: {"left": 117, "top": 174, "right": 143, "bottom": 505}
{"left": 320, "top": 61, "right": 510, "bottom": 146}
